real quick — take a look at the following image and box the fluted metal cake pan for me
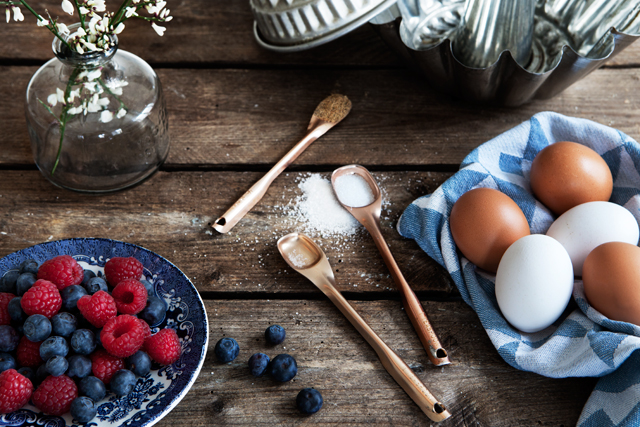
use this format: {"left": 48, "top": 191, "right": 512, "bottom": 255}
{"left": 251, "top": 0, "right": 398, "bottom": 52}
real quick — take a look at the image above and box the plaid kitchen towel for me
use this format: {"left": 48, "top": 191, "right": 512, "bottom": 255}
{"left": 397, "top": 111, "right": 640, "bottom": 427}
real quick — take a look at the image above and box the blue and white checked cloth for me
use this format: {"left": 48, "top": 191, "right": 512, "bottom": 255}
{"left": 397, "top": 112, "right": 640, "bottom": 427}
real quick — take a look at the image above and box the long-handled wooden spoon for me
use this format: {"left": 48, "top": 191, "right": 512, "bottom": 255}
{"left": 212, "top": 94, "right": 352, "bottom": 233}
{"left": 331, "top": 164, "right": 451, "bottom": 367}
{"left": 277, "top": 232, "right": 451, "bottom": 423}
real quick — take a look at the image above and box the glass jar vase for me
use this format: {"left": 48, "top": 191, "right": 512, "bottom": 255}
{"left": 25, "top": 24, "right": 170, "bottom": 192}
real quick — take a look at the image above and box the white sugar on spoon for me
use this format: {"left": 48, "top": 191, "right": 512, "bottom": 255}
{"left": 333, "top": 173, "right": 375, "bottom": 207}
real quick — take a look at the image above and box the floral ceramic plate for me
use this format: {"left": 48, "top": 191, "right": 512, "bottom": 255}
{"left": 0, "top": 238, "right": 209, "bottom": 427}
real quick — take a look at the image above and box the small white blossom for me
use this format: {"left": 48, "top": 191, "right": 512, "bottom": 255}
{"left": 5, "top": 8, "right": 10, "bottom": 23}
{"left": 116, "top": 108, "right": 126, "bottom": 119}
{"left": 56, "top": 22, "right": 70, "bottom": 35}
{"left": 113, "top": 22, "right": 125, "bottom": 34}
{"left": 12, "top": 6, "right": 24, "bottom": 22}
{"left": 80, "top": 39, "right": 98, "bottom": 52}
{"left": 88, "top": 0, "right": 106, "bottom": 13}
{"left": 125, "top": 6, "right": 137, "bottom": 17}
{"left": 78, "top": 6, "right": 89, "bottom": 14}
{"left": 97, "top": 97, "right": 110, "bottom": 106}
{"left": 86, "top": 101, "right": 101, "bottom": 113}
{"left": 100, "top": 110, "right": 113, "bottom": 123}
{"left": 111, "top": 87, "right": 123, "bottom": 96}
{"left": 47, "top": 94, "right": 58, "bottom": 107}
{"left": 84, "top": 82, "right": 97, "bottom": 92}
{"left": 37, "top": 18, "right": 49, "bottom": 27}
{"left": 68, "top": 105, "right": 83, "bottom": 115}
{"left": 75, "top": 27, "right": 86, "bottom": 37}
{"left": 164, "top": 16, "right": 173, "bottom": 22}
{"left": 88, "top": 15, "right": 101, "bottom": 33}
{"left": 86, "top": 69, "right": 102, "bottom": 81}
{"left": 75, "top": 44, "right": 84, "bottom": 54}
{"left": 56, "top": 88, "right": 65, "bottom": 104}
{"left": 151, "top": 22, "right": 165, "bottom": 36}
{"left": 61, "top": 0, "right": 74, "bottom": 15}
{"left": 67, "top": 88, "right": 81, "bottom": 103}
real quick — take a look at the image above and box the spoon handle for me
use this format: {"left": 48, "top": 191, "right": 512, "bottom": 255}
{"left": 367, "top": 222, "right": 451, "bottom": 367}
{"left": 319, "top": 277, "right": 451, "bottom": 422}
{"left": 212, "top": 120, "right": 332, "bottom": 233}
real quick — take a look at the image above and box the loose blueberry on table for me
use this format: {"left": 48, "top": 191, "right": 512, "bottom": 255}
{"left": 269, "top": 354, "right": 297, "bottom": 382}
{"left": 296, "top": 388, "right": 323, "bottom": 414}
{"left": 215, "top": 337, "right": 240, "bottom": 363}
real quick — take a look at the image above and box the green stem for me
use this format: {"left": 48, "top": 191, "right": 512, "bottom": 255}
{"left": 111, "top": 0, "right": 132, "bottom": 27}
{"left": 51, "top": 66, "right": 82, "bottom": 175}
{"left": 72, "top": 0, "right": 85, "bottom": 29}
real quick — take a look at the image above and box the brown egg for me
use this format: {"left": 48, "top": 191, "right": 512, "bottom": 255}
{"left": 449, "top": 188, "right": 530, "bottom": 273}
{"left": 530, "top": 141, "right": 612, "bottom": 215}
{"left": 583, "top": 242, "right": 640, "bottom": 326}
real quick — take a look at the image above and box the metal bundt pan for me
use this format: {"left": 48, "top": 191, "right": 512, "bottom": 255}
{"left": 370, "top": 0, "right": 640, "bottom": 106}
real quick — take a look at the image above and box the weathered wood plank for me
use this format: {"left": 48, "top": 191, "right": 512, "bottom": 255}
{"left": 1, "top": 0, "right": 638, "bottom": 68}
{"left": 0, "top": 170, "right": 457, "bottom": 294}
{"left": 2, "top": 66, "right": 640, "bottom": 167}
{"left": 158, "top": 299, "right": 594, "bottom": 426}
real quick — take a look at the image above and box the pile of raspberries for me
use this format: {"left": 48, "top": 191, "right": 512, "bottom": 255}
{"left": 0, "top": 255, "right": 181, "bottom": 422}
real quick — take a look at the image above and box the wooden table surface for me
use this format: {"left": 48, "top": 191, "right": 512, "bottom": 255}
{"left": 2, "top": 1, "right": 639, "bottom": 426}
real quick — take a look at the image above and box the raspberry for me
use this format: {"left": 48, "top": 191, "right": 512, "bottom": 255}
{"left": 90, "top": 349, "right": 124, "bottom": 384}
{"left": 76, "top": 291, "right": 117, "bottom": 328}
{"left": 139, "top": 318, "right": 152, "bottom": 341}
{"left": 111, "top": 279, "right": 147, "bottom": 315}
{"left": 0, "top": 292, "right": 15, "bottom": 326}
{"left": 20, "top": 280, "right": 61, "bottom": 318}
{"left": 32, "top": 375, "right": 77, "bottom": 416}
{"left": 0, "top": 369, "right": 33, "bottom": 413}
{"left": 37, "top": 255, "right": 84, "bottom": 291}
{"left": 104, "top": 257, "right": 143, "bottom": 287}
{"left": 101, "top": 315, "right": 145, "bottom": 358}
{"left": 16, "top": 336, "right": 43, "bottom": 367}
{"left": 145, "top": 328, "right": 181, "bottom": 365}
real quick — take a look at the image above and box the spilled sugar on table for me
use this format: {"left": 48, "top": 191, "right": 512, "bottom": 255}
{"left": 1, "top": 1, "right": 639, "bottom": 425}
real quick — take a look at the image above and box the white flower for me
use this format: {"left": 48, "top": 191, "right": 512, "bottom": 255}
{"left": 84, "top": 82, "right": 97, "bottom": 92}
{"left": 111, "top": 87, "right": 123, "bottom": 96}
{"left": 86, "top": 101, "right": 101, "bottom": 113}
{"left": 151, "top": 22, "right": 166, "bottom": 36}
{"left": 61, "top": 0, "right": 74, "bottom": 15}
{"left": 67, "top": 106, "right": 83, "bottom": 115}
{"left": 75, "top": 27, "right": 86, "bottom": 37}
{"left": 86, "top": 69, "right": 102, "bottom": 81}
{"left": 164, "top": 16, "right": 173, "bottom": 22}
{"left": 78, "top": 6, "right": 89, "bottom": 14}
{"left": 88, "top": 0, "right": 106, "bottom": 13}
{"left": 47, "top": 94, "right": 58, "bottom": 107}
{"left": 116, "top": 108, "right": 126, "bottom": 119}
{"left": 67, "top": 88, "right": 81, "bottom": 103}
{"left": 12, "top": 6, "right": 24, "bottom": 22}
{"left": 56, "top": 22, "right": 69, "bottom": 35}
{"left": 100, "top": 110, "right": 113, "bottom": 123}
{"left": 56, "top": 88, "right": 65, "bottom": 104}
{"left": 113, "top": 22, "right": 125, "bottom": 34}
{"left": 124, "top": 6, "right": 137, "bottom": 17}
{"left": 81, "top": 39, "right": 98, "bottom": 52}
{"left": 88, "top": 15, "right": 101, "bottom": 33}
{"left": 97, "top": 97, "right": 110, "bottom": 106}
{"left": 5, "top": 8, "right": 10, "bottom": 23}
{"left": 75, "top": 44, "right": 84, "bottom": 54}
{"left": 37, "top": 18, "right": 49, "bottom": 27}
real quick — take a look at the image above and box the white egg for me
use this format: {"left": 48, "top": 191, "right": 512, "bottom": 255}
{"left": 546, "top": 201, "right": 640, "bottom": 276}
{"left": 495, "top": 235, "right": 574, "bottom": 333}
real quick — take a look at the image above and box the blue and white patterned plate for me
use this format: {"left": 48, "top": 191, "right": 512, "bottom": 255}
{"left": 0, "top": 238, "right": 209, "bottom": 427}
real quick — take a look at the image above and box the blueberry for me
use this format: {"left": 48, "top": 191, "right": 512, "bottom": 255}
{"left": 46, "top": 355, "right": 68, "bottom": 376}
{"left": 126, "top": 351, "right": 151, "bottom": 377}
{"left": 81, "top": 269, "right": 96, "bottom": 286}
{"left": 110, "top": 369, "right": 137, "bottom": 396}
{"left": 61, "top": 285, "right": 88, "bottom": 311}
{"left": 0, "top": 270, "right": 19, "bottom": 293}
{"left": 79, "top": 376, "right": 106, "bottom": 402}
{"left": 248, "top": 353, "right": 270, "bottom": 377}
{"left": 17, "top": 367, "right": 35, "bottom": 383}
{"left": 19, "top": 259, "right": 39, "bottom": 275}
{"left": 23, "top": 314, "right": 52, "bottom": 342}
{"left": 70, "top": 329, "right": 96, "bottom": 355}
{"left": 70, "top": 396, "right": 97, "bottom": 423}
{"left": 214, "top": 337, "right": 239, "bottom": 363}
{"left": 67, "top": 355, "right": 92, "bottom": 379}
{"left": 16, "top": 272, "right": 37, "bottom": 296}
{"left": 0, "top": 352, "right": 16, "bottom": 373}
{"left": 84, "top": 277, "right": 108, "bottom": 295}
{"left": 140, "top": 279, "right": 154, "bottom": 296}
{"left": 51, "top": 312, "right": 77, "bottom": 337}
{"left": 265, "top": 325, "right": 286, "bottom": 345}
{"left": 40, "top": 336, "right": 69, "bottom": 361}
{"left": 0, "top": 325, "right": 19, "bottom": 352}
{"left": 296, "top": 388, "right": 323, "bottom": 414}
{"left": 8, "top": 297, "right": 25, "bottom": 323}
{"left": 269, "top": 354, "right": 297, "bottom": 382}
{"left": 139, "top": 296, "right": 167, "bottom": 326}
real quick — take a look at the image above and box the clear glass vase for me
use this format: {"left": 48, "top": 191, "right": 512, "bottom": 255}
{"left": 25, "top": 24, "right": 170, "bottom": 193}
